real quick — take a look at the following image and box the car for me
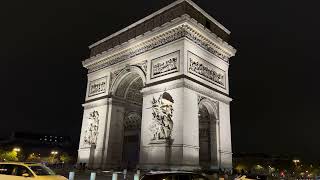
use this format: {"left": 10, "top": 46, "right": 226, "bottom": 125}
{"left": 140, "top": 171, "right": 209, "bottom": 180}
{"left": 234, "top": 174, "right": 268, "bottom": 180}
{"left": 0, "top": 162, "right": 67, "bottom": 180}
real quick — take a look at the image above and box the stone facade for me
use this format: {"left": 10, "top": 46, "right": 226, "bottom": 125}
{"left": 78, "top": 0, "right": 236, "bottom": 171}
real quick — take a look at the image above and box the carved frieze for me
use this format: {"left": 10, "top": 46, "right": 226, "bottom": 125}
{"left": 88, "top": 77, "right": 107, "bottom": 97}
{"left": 83, "top": 110, "right": 100, "bottom": 146}
{"left": 85, "top": 21, "right": 235, "bottom": 73}
{"left": 149, "top": 92, "right": 174, "bottom": 142}
{"left": 151, "top": 51, "right": 180, "bottom": 79}
{"left": 188, "top": 51, "right": 226, "bottom": 89}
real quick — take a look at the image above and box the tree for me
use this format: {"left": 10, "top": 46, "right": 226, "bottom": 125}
{"left": 0, "top": 150, "right": 18, "bottom": 162}
{"left": 59, "top": 152, "right": 72, "bottom": 164}
{"left": 26, "top": 153, "right": 41, "bottom": 162}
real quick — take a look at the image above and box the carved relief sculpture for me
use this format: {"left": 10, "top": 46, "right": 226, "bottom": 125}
{"left": 151, "top": 51, "right": 179, "bottom": 79}
{"left": 149, "top": 92, "right": 174, "bottom": 142}
{"left": 135, "top": 60, "right": 148, "bottom": 75}
{"left": 188, "top": 52, "right": 226, "bottom": 88}
{"left": 85, "top": 23, "right": 236, "bottom": 73}
{"left": 84, "top": 110, "right": 100, "bottom": 146}
{"left": 88, "top": 77, "right": 107, "bottom": 97}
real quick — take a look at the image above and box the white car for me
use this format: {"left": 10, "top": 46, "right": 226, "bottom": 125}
{"left": 0, "top": 162, "right": 67, "bottom": 180}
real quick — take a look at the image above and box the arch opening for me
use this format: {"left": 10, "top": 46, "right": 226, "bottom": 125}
{"left": 198, "top": 100, "right": 218, "bottom": 169}
{"left": 113, "top": 71, "right": 144, "bottom": 169}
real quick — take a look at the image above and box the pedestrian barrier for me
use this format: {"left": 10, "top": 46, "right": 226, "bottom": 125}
{"left": 68, "top": 172, "right": 75, "bottom": 180}
{"left": 134, "top": 174, "right": 139, "bottom": 180}
{"left": 90, "top": 172, "right": 96, "bottom": 180}
{"left": 112, "top": 172, "right": 118, "bottom": 180}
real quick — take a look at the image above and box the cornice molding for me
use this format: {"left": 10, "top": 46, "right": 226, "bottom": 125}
{"left": 82, "top": 98, "right": 110, "bottom": 109}
{"left": 141, "top": 78, "right": 232, "bottom": 104}
{"left": 184, "top": 79, "right": 232, "bottom": 104}
{"left": 83, "top": 15, "right": 236, "bottom": 73}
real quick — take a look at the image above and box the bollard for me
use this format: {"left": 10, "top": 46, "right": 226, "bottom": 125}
{"left": 134, "top": 174, "right": 140, "bottom": 180}
{"left": 123, "top": 169, "right": 127, "bottom": 179}
{"left": 68, "top": 172, "right": 75, "bottom": 180}
{"left": 112, "top": 173, "right": 118, "bottom": 180}
{"left": 90, "top": 172, "right": 96, "bottom": 180}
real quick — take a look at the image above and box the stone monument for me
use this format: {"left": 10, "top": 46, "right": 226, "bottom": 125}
{"left": 78, "top": 0, "right": 237, "bottom": 171}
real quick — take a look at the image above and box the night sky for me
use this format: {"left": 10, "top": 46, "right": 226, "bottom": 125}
{"left": 1, "top": 0, "right": 319, "bottom": 160}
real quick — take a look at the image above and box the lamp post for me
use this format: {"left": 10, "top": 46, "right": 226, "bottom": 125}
{"left": 293, "top": 159, "right": 300, "bottom": 177}
{"left": 50, "top": 151, "right": 59, "bottom": 166}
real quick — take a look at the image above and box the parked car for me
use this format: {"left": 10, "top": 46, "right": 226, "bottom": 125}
{"left": 235, "top": 174, "right": 268, "bottom": 180}
{"left": 140, "top": 171, "right": 209, "bottom": 180}
{"left": 0, "top": 162, "right": 67, "bottom": 180}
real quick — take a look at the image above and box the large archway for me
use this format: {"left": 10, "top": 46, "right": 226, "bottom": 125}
{"left": 113, "top": 70, "right": 144, "bottom": 169}
{"left": 198, "top": 98, "right": 219, "bottom": 169}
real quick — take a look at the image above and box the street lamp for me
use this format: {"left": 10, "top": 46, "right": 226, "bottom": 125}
{"left": 13, "top": 148, "right": 21, "bottom": 152}
{"left": 293, "top": 159, "right": 300, "bottom": 175}
{"left": 293, "top": 159, "right": 300, "bottom": 164}
{"left": 293, "top": 159, "right": 300, "bottom": 168}
{"left": 51, "top": 151, "right": 58, "bottom": 155}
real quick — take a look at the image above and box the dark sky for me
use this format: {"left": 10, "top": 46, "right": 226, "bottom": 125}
{"left": 1, "top": 0, "right": 319, "bottom": 160}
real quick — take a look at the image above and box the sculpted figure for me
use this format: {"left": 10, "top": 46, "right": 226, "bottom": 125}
{"left": 150, "top": 92, "right": 174, "bottom": 141}
{"left": 84, "top": 110, "right": 100, "bottom": 145}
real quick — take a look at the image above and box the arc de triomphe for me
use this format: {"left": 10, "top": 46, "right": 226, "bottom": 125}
{"left": 78, "top": 0, "right": 236, "bottom": 171}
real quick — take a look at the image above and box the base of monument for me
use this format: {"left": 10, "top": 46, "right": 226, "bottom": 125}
{"left": 149, "top": 139, "right": 173, "bottom": 145}
{"left": 138, "top": 163, "right": 201, "bottom": 171}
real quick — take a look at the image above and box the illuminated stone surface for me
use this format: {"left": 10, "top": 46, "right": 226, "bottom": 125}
{"left": 78, "top": 0, "right": 236, "bottom": 171}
